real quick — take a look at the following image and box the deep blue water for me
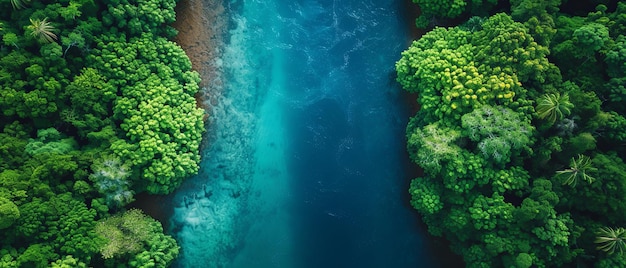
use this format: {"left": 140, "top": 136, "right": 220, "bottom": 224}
{"left": 168, "top": 0, "right": 439, "bottom": 267}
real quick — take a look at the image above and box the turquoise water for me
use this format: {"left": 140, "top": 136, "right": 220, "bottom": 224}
{"left": 168, "top": 0, "right": 438, "bottom": 267}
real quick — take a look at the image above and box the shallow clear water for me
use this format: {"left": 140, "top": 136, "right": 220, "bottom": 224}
{"left": 168, "top": 0, "right": 438, "bottom": 267}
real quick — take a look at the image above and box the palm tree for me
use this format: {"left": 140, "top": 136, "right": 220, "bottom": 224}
{"left": 10, "top": 0, "right": 28, "bottom": 9}
{"left": 556, "top": 154, "right": 597, "bottom": 187}
{"left": 536, "top": 93, "right": 574, "bottom": 124}
{"left": 595, "top": 227, "right": 626, "bottom": 255}
{"left": 27, "top": 18, "right": 57, "bottom": 43}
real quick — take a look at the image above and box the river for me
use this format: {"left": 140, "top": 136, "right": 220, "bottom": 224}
{"left": 168, "top": 0, "right": 444, "bottom": 267}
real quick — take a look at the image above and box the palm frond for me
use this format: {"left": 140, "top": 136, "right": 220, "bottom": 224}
{"left": 10, "top": 0, "right": 28, "bottom": 9}
{"left": 536, "top": 93, "right": 574, "bottom": 124}
{"left": 556, "top": 154, "right": 596, "bottom": 187}
{"left": 595, "top": 227, "right": 626, "bottom": 255}
{"left": 27, "top": 18, "right": 58, "bottom": 43}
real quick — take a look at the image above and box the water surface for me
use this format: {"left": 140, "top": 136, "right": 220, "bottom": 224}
{"left": 168, "top": 0, "right": 439, "bottom": 267}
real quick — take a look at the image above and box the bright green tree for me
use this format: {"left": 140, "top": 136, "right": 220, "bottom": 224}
{"left": 0, "top": 197, "right": 19, "bottom": 229}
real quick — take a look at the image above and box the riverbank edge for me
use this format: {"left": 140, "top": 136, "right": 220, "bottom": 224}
{"left": 171, "top": 0, "right": 225, "bottom": 109}
{"left": 129, "top": 0, "right": 223, "bottom": 227}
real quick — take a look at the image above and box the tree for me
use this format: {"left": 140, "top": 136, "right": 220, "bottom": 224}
{"left": 16, "top": 244, "right": 57, "bottom": 268}
{"left": 0, "top": 0, "right": 202, "bottom": 265}
{"left": 9, "top": 0, "right": 27, "bottom": 9}
{"left": 535, "top": 93, "right": 574, "bottom": 125}
{"left": 61, "top": 68, "right": 116, "bottom": 136}
{"left": 572, "top": 22, "right": 609, "bottom": 57}
{"left": 490, "top": 166, "right": 531, "bottom": 194}
{"left": 61, "top": 31, "right": 85, "bottom": 56}
{"left": 600, "top": 112, "right": 626, "bottom": 144}
{"left": 461, "top": 105, "right": 534, "bottom": 165}
{"left": 409, "top": 176, "right": 444, "bottom": 215}
{"left": 411, "top": 0, "right": 498, "bottom": 28}
{"left": 604, "top": 35, "right": 626, "bottom": 79}
{"left": 513, "top": 252, "right": 533, "bottom": 268}
{"left": 27, "top": 18, "right": 58, "bottom": 43}
{"left": 556, "top": 154, "right": 597, "bottom": 187}
{"left": 128, "top": 231, "right": 179, "bottom": 268}
{"left": 24, "top": 128, "right": 78, "bottom": 156}
{"left": 468, "top": 193, "right": 514, "bottom": 231}
{"left": 89, "top": 33, "right": 204, "bottom": 194}
{"left": 59, "top": 1, "right": 82, "bottom": 21}
{"left": 101, "top": 0, "right": 178, "bottom": 37}
{"left": 397, "top": 2, "right": 626, "bottom": 267}
{"left": 397, "top": 14, "right": 554, "bottom": 122}
{"left": 14, "top": 194, "right": 104, "bottom": 264}
{"left": 412, "top": 0, "right": 467, "bottom": 28}
{"left": 0, "top": 133, "right": 27, "bottom": 170}
{"left": 406, "top": 122, "right": 462, "bottom": 174}
{"left": 89, "top": 157, "right": 134, "bottom": 209}
{"left": 95, "top": 209, "right": 179, "bottom": 267}
{"left": 0, "top": 197, "right": 19, "bottom": 229}
{"left": 3, "top": 32, "right": 19, "bottom": 48}
{"left": 595, "top": 227, "right": 626, "bottom": 255}
{"left": 50, "top": 255, "right": 87, "bottom": 268}
{"left": 510, "top": 0, "right": 560, "bottom": 46}
{"left": 510, "top": 0, "right": 561, "bottom": 21}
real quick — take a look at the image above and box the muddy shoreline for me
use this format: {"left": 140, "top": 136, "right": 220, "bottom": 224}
{"left": 172, "top": 0, "right": 227, "bottom": 108}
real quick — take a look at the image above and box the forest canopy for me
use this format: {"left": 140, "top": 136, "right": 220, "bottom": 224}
{"left": 400, "top": 0, "right": 626, "bottom": 267}
{"left": 0, "top": 0, "right": 204, "bottom": 265}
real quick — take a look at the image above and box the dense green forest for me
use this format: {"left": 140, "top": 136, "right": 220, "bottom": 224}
{"left": 398, "top": 0, "right": 626, "bottom": 267}
{"left": 0, "top": 0, "right": 204, "bottom": 266}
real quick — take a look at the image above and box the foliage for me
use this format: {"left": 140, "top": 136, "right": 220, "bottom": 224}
{"left": 0, "top": 0, "right": 203, "bottom": 265}
{"left": 573, "top": 22, "right": 609, "bottom": 56}
{"left": 9, "top": 0, "right": 26, "bottom": 9}
{"left": 51, "top": 255, "right": 87, "bottom": 268}
{"left": 95, "top": 209, "right": 179, "bottom": 267}
{"left": 26, "top": 18, "right": 57, "bottom": 43}
{"left": 461, "top": 105, "right": 534, "bottom": 164}
{"left": 556, "top": 154, "right": 597, "bottom": 187}
{"left": 101, "top": 0, "right": 178, "bottom": 37}
{"left": 16, "top": 244, "right": 57, "bottom": 267}
{"left": 411, "top": 0, "right": 498, "bottom": 28}
{"left": 14, "top": 193, "right": 105, "bottom": 263}
{"left": 605, "top": 35, "right": 626, "bottom": 78}
{"left": 397, "top": 13, "right": 553, "bottom": 124}
{"left": 90, "top": 157, "right": 134, "bottom": 208}
{"left": 601, "top": 111, "right": 626, "bottom": 144}
{"left": 406, "top": 122, "right": 461, "bottom": 174}
{"left": 409, "top": 177, "right": 444, "bottom": 215}
{"left": 398, "top": 2, "right": 626, "bottom": 267}
{"left": 95, "top": 209, "right": 152, "bottom": 259}
{"left": 60, "top": 67, "right": 117, "bottom": 137}
{"left": 535, "top": 93, "right": 574, "bottom": 125}
{"left": 561, "top": 153, "right": 626, "bottom": 224}
{"left": 0, "top": 197, "right": 19, "bottom": 229}
{"left": 24, "top": 128, "right": 78, "bottom": 156}
{"left": 595, "top": 227, "right": 626, "bottom": 255}
{"left": 128, "top": 231, "right": 179, "bottom": 268}
{"left": 0, "top": 133, "right": 27, "bottom": 171}
{"left": 88, "top": 33, "right": 204, "bottom": 194}
{"left": 510, "top": 0, "right": 560, "bottom": 45}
